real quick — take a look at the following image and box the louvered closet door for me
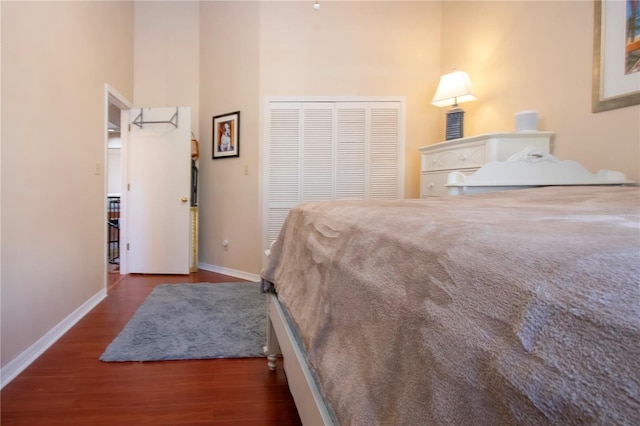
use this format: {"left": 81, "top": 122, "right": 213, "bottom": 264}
{"left": 335, "top": 104, "right": 366, "bottom": 199}
{"left": 302, "top": 103, "right": 335, "bottom": 201}
{"left": 368, "top": 102, "right": 401, "bottom": 199}
{"left": 335, "top": 102, "right": 402, "bottom": 199}
{"left": 264, "top": 99, "right": 404, "bottom": 251}
{"left": 265, "top": 103, "right": 301, "bottom": 247}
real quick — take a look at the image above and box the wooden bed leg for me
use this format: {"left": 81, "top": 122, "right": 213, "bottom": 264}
{"left": 266, "top": 297, "right": 281, "bottom": 372}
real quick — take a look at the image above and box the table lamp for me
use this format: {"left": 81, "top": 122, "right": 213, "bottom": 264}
{"left": 431, "top": 69, "right": 477, "bottom": 140}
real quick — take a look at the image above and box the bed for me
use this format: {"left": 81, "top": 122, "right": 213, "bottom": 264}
{"left": 261, "top": 160, "right": 640, "bottom": 425}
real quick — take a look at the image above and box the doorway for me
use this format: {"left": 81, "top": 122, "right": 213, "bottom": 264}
{"left": 106, "top": 103, "right": 121, "bottom": 280}
{"left": 104, "top": 85, "right": 132, "bottom": 289}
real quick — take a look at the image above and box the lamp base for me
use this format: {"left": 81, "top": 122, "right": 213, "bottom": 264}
{"left": 445, "top": 107, "right": 465, "bottom": 140}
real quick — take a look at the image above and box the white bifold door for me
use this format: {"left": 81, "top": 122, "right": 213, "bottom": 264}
{"left": 126, "top": 107, "right": 192, "bottom": 274}
{"left": 263, "top": 99, "right": 405, "bottom": 254}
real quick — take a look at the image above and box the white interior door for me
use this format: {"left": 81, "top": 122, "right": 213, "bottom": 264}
{"left": 127, "top": 107, "right": 191, "bottom": 274}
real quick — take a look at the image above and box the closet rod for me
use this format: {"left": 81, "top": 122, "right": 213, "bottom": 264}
{"left": 131, "top": 107, "right": 179, "bottom": 129}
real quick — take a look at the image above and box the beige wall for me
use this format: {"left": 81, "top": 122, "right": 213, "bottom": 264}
{"left": 134, "top": 1, "right": 200, "bottom": 137}
{"left": 129, "top": 0, "right": 640, "bottom": 281}
{"left": 259, "top": 0, "right": 441, "bottom": 197}
{"left": 197, "top": 1, "right": 441, "bottom": 274}
{"left": 1, "top": 1, "right": 133, "bottom": 367}
{"left": 440, "top": 0, "right": 640, "bottom": 182}
{"left": 199, "top": 1, "right": 261, "bottom": 274}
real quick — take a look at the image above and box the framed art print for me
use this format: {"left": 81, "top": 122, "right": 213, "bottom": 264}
{"left": 592, "top": 0, "right": 640, "bottom": 112}
{"left": 212, "top": 111, "right": 240, "bottom": 159}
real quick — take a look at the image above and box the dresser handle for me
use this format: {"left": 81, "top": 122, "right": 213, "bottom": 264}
{"left": 459, "top": 154, "right": 467, "bottom": 160}
{"left": 429, "top": 183, "right": 435, "bottom": 188}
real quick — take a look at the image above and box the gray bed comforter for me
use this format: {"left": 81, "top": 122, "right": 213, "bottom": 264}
{"left": 261, "top": 186, "right": 640, "bottom": 425}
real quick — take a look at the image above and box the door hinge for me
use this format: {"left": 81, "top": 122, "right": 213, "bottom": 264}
{"left": 127, "top": 184, "right": 130, "bottom": 191}
{"left": 128, "top": 123, "right": 131, "bottom": 132}
{"left": 126, "top": 243, "right": 130, "bottom": 251}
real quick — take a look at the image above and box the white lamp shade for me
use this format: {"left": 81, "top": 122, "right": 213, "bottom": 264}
{"left": 431, "top": 70, "right": 477, "bottom": 107}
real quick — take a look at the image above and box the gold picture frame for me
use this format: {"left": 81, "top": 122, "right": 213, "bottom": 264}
{"left": 592, "top": 0, "right": 640, "bottom": 112}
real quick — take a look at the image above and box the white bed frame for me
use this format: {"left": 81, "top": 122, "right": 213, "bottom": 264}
{"left": 264, "top": 147, "right": 633, "bottom": 425}
{"left": 266, "top": 293, "right": 334, "bottom": 425}
{"left": 446, "top": 147, "right": 633, "bottom": 195}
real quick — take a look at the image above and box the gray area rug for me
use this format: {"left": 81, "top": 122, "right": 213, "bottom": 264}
{"left": 100, "top": 282, "right": 266, "bottom": 362}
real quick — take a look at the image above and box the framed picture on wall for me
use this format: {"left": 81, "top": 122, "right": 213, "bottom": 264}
{"left": 212, "top": 111, "right": 240, "bottom": 159}
{"left": 592, "top": 0, "right": 640, "bottom": 112}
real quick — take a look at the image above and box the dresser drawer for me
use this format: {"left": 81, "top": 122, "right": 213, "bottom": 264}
{"left": 418, "top": 132, "right": 554, "bottom": 197}
{"left": 423, "top": 142, "right": 487, "bottom": 172}
{"left": 420, "top": 169, "right": 478, "bottom": 197}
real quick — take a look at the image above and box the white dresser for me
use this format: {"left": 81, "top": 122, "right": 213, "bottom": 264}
{"left": 419, "top": 132, "right": 554, "bottom": 197}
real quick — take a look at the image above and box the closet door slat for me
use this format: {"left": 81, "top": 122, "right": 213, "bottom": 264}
{"left": 369, "top": 103, "right": 401, "bottom": 199}
{"left": 266, "top": 104, "right": 301, "bottom": 248}
{"left": 336, "top": 104, "right": 367, "bottom": 200}
{"left": 302, "top": 104, "right": 335, "bottom": 202}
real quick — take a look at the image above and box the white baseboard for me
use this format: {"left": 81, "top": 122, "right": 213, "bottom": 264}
{"left": 0, "top": 288, "right": 107, "bottom": 389}
{"left": 197, "top": 262, "right": 260, "bottom": 282}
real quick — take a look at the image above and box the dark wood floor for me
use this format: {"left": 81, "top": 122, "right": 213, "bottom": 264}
{"left": 1, "top": 270, "right": 302, "bottom": 426}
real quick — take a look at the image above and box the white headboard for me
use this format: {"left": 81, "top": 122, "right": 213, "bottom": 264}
{"left": 447, "top": 147, "right": 633, "bottom": 196}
